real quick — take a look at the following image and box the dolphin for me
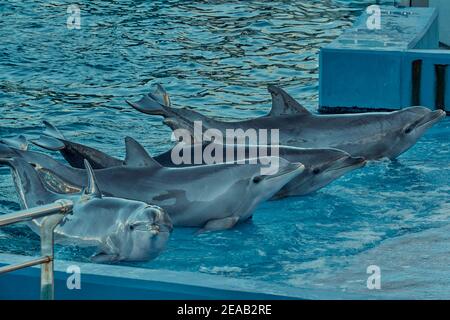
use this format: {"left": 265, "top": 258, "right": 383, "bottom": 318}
{"left": 127, "top": 84, "right": 446, "bottom": 160}
{"left": 0, "top": 135, "right": 29, "bottom": 151}
{"left": 26, "top": 125, "right": 366, "bottom": 197}
{"left": 0, "top": 143, "right": 305, "bottom": 231}
{"left": 0, "top": 157, "right": 172, "bottom": 263}
{"left": 150, "top": 142, "right": 366, "bottom": 198}
{"left": 31, "top": 121, "right": 121, "bottom": 169}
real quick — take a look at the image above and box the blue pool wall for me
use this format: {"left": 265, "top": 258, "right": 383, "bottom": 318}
{"left": 319, "top": 6, "right": 450, "bottom": 113}
{"left": 0, "top": 253, "right": 367, "bottom": 300}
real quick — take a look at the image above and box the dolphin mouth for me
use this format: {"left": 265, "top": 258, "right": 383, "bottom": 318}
{"left": 416, "top": 110, "right": 446, "bottom": 129}
{"left": 132, "top": 222, "right": 173, "bottom": 234}
{"left": 326, "top": 156, "right": 366, "bottom": 173}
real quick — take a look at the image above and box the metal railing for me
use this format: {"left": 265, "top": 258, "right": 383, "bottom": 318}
{"left": 0, "top": 199, "right": 74, "bottom": 300}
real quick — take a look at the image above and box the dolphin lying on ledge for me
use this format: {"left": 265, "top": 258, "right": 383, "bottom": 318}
{"left": 28, "top": 124, "right": 365, "bottom": 197}
{"left": 0, "top": 157, "right": 172, "bottom": 263}
{"left": 127, "top": 84, "right": 446, "bottom": 160}
{"left": 157, "top": 143, "right": 366, "bottom": 198}
{"left": 0, "top": 143, "right": 304, "bottom": 231}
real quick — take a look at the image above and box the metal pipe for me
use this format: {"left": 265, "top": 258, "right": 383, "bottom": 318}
{"left": 0, "top": 256, "right": 51, "bottom": 275}
{"left": 0, "top": 199, "right": 74, "bottom": 300}
{"left": 0, "top": 199, "right": 73, "bottom": 227}
{"left": 40, "top": 213, "right": 65, "bottom": 300}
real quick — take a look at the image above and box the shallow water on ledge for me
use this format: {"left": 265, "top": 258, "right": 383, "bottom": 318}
{"left": 0, "top": 0, "right": 449, "bottom": 299}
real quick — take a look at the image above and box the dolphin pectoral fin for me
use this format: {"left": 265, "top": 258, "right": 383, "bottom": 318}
{"left": 197, "top": 216, "right": 240, "bottom": 234}
{"left": 267, "top": 85, "right": 311, "bottom": 117}
{"left": 31, "top": 135, "right": 65, "bottom": 151}
{"left": 90, "top": 252, "right": 119, "bottom": 263}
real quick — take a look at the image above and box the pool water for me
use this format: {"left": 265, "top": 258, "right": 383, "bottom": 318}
{"left": 0, "top": 0, "right": 449, "bottom": 299}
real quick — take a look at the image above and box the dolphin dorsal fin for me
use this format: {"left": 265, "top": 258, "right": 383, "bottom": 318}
{"left": 124, "top": 137, "right": 162, "bottom": 168}
{"left": 83, "top": 159, "right": 102, "bottom": 198}
{"left": 43, "top": 121, "right": 65, "bottom": 140}
{"left": 267, "top": 85, "right": 311, "bottom": 117}
{"left": 149, "top": 84, "right": 171, "bottom": 108}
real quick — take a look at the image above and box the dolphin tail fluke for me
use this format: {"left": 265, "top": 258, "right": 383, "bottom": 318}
{"left": 30, "top": 135, "right": 65, "bottom": 151}
{"left": 43, "top": 121, "right": 65, "bottom": 140}
{"left": 30, "top": 121, "right": 66, "bottom": 151}
{"left": 0, "top": 157, "right": 56, "bottom": 207}
{"left": 126, "top": 94, "right": 168, "bottom": 116}
{"left": 0, "top": 143, "right": 18, "bottom": 159}
{"left": 126, "top": 84, "right": 171, "bottom": 117}
{"left": 0, "top": 135, "right": 29, "bottom": 151}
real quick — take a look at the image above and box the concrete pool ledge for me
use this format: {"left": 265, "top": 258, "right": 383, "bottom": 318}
{"left": 0, "top": 253, "right": 367, "bottom": 300}
{"left": 319, "top": 5, "right": 450, "bottom": 113}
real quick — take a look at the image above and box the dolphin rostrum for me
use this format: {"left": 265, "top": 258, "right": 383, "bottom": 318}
{"left": 0, "top": 143, "right": 305, "bottom": 231}
{"left": 127, "top": 84, "right": 446, "bottom": 160}
{"left": 0, "top": 157, "right": 172, "bottom": 263}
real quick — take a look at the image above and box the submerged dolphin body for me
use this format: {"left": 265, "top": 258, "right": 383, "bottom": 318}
{"left": 0, "top": 157, "right": 172, "bottom": 263}
{"left": 28, "top": 125, "right": 365, "bottom": 197}
{"left": 0, "top": 143, "right": 304, "bottom": 231}
{"left": 127, "top": 85, "right": 446, "bottom": 160}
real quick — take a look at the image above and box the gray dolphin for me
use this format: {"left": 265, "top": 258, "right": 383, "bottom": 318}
{"left": 0, "top": 135, "right": 29, "bottom": 151}
{"left": 0, "top": 157, "right": 172, "bottom": 263}
{"left": 127, "top": 85, "right": 446, "bottom": 160}
{"left": 26, "top": 125, "right": 365, "bottom": 197}
{"left": 0, "top": 143, "right": 304, "bottom": 231}
{"left": 31, "top": 121, "right": 120, "bottom": 169}
{"left": 153, "top": 143, "right": 366, "bottom": 198}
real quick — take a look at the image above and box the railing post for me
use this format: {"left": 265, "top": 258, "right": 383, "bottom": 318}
{"left": 39, "top": 199, "right": 72, "bottom": 300}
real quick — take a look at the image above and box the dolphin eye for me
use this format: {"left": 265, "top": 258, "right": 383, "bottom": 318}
{"left": 404, "top": 127, "right": 412, "bottom": 134}
{"left": 313, "top": 168, "right": 321, "bottom": 175}
{"left": 128, "top": 224, "right": 135, "bottom": 231}
{"left": 253, "top": 176, "right": 262, "bottom": 184}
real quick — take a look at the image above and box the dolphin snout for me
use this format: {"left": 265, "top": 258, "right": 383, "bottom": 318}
{"left": 347, "top": 156, "right": 367, "bottom": 167}
{"left": 282, "top": 162, "right": 305, "bottom": 175}
{"left": 327, "top": 155, "right": 366, "bottom": 172}
{"left": 415, "top": 109, "right": 446, "bottom": 129}
{"left": 149, "top": 206, "right": 173, "bottom": 233}
{"left": 427, "top": 109, "right": 446, "bottom": 123}
{"left": 434, "top": 109, "right": 446, "bottom": 120}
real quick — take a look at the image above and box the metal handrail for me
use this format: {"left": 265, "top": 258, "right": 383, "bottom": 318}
{"left": 0, "top": 199, "right": 74, "bottom": 300}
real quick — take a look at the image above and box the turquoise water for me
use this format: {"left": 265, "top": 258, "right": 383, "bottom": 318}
{"left": 0, "top": 1, "right": 449, "bottom": 299}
